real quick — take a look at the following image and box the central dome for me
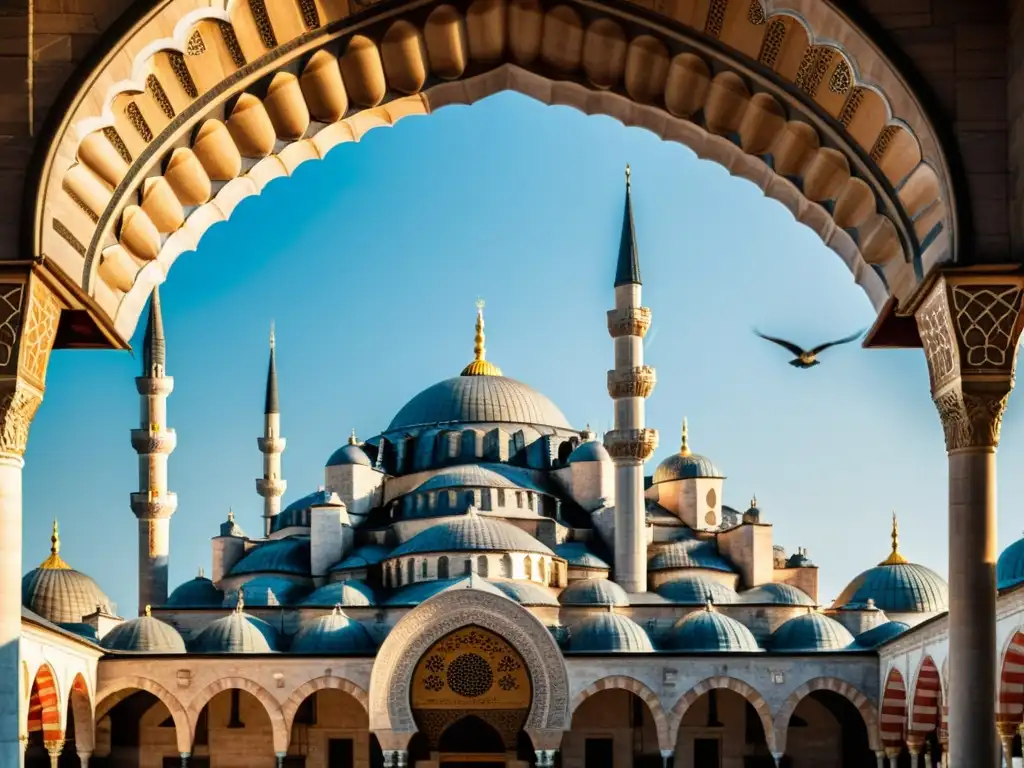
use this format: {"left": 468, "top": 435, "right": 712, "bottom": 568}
{"left": 387, "top": 375, "right": 571, "bottom": 431}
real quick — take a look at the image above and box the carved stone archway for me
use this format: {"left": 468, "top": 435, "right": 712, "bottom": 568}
{"left": 95, "top": 675, "right": 193, "bottom": 754}
{"left": 184, "top": 676, "right": 289, "bottom": 754}
{"left": 23, "top": 0, "right": 961, "bottom": 351}
{"left": 282, "top": 676, "right": 369, "bottom": 735}
{"left": 669, "top": 675, "right": 775, "bottom": 754}
{"left": 570, "top": 676, "right": 671, "bottom": 753}
{"left": 772, "top": 676, "right": 880, "bottom": 755}
{"left": 368, "top": 587, "right": 569, "bottom": 737}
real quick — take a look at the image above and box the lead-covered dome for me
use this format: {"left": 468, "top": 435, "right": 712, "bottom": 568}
{"left": 191, "top": 607, "right": 279, "bottom": 653}
{"left": 854, "top": 621, "right": 910, "bottom": 649}
{"left": 667, "top": 606, "right": 759, "bottom": 652}
{"left": 167, "top": 573, "right": 223, "bottom": 608}
{"left": 998, "top": 534, "right": 1024, "bottom": 590}
{"left": 326, "top": 432, "right": 373, "bottom": 467}
{"left": 738, "top": 583, "right": 815, "bottom": 606}
{"left": 101, "top": 610, "right": 186, "bottom": 653}
{"left": 389, "top": 510, "right": 553, "bottom": 557}
{"left": 22, "top": 522, "right": 114, "bottom": 624}
{"left": 300, "top": 580, "right": 374, "bottom": 608}
{"left": 290, "top": 607, "right": 375, "bottom": 653}
{"left": 648, "top": 538, "right": 734, "bottom": 574}
{"left": 657, "top": 575, "right": 737, "bottom": 605}
{"left": 771, "top": 613, "right": 854, "bottom": 652}
{"left": 652, "top": 420, "right": 722, "bottom": 483}
{"left": 560, "top": 578, "right": 629, "bottom": 607}
{"left": 569, "top": 613, "right": 653, "bottom": 652}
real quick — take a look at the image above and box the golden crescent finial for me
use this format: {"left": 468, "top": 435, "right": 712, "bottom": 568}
{"left": 145, "top": 605, "right": 152, "bottom": 617}
{"left": 349, "top": 428, "right": 358, "bottom": 445}
{"left": 880, "top": 510, "right": 909, "bottom": 566}
{"left": 461, "top": 300, "right": 502, "bottom": 376}
{"left": 236, "top": 592, "right": 245, "bottom": 613}
{"left": 51, "top": 519, "right": 59, "bottom": 555}
{"left": 625, "top": 164, "right": 631, "bottom": 188}
{"left": 680, "top": 417, "right": 691, "bottom": 457}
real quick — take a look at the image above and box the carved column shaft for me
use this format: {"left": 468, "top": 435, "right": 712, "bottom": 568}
{"left": 0, "top": 270, "right": 61, "bottom": 768}
{"left": 915, "top": 274, "right": 1024, "bottom": 768}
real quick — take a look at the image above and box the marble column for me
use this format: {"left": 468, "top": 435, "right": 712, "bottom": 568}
{"left": 179, "top": 753, "right": 190, "bottom": 768}
{"left": 876, "top": 752, "right": 887, "bottom": 768}
{"left": 916, "top": 275, "right": 1024, "bottom": 768}
{"left": 275, "top": 752, "right": 285, "bottom": 768}
{"left": 660, "top": 749, "right": 672, "bottom": 768}
{"left": 44, "top": 741, "right": 62, "bottom": 768}
{"left": 535, "top": 750, "right": 557, "bottom": 767}
{"left": 999, "top": 722, "right": 1016, "bottom": 768}
{"left": 0, "top": 454, "right": 24, "bottom": 768}
{"left": 77, "top": 750, "right": 91, "bottom": 768}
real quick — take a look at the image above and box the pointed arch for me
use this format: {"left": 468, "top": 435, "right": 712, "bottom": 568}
{"left": 670, "top": 676, "right": 775, "bottom": 753}
{"left": 999, "top": 630, "right": 1024, "bottom": 725}
{"left": 184, "top": 676, "right": 289, "bottom": 754}
{"left": 772, "top": 676, "right": 880, "bottom": 754}
{"left": 95, "top": 675, "right": 192, "bottom": 754}
{"left": 27, "top": 663, "right": 62, "bottom": 743}
{"left": 66, "top": 674, "right": 95, "bottom": 752}
{"left": 571, "top": 676, "right": 671, "bottom": 753}
{"left": 880, "top": 666, "right": 907, "bottom": 748}
{"left": 282, "top": 676, "right": 368, "bottom": 734}
{"left": 909, "top": 656, "right": 941, "bottom": 735}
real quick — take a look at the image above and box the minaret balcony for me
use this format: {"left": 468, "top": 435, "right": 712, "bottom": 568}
{"left": 130, "top": 427, "right": 177, "bottom": 454}
{"left": 257, "top": 436, "right": 287, "bottom": 453}
{"left": 256, "top": 477, "right": 287, "bottom": 498}
{"left": 130, "top": 491, "right": 178, "bottom": 519}
{"left": 607, "top": 307, "right": 652, "bottom": 339}
{"left": 134, "top": 376, "right": 175, "bottom": 396}
{"left": 607, "top": 366, "right": 657, "bottom": 399}
{"left": 604, "top": 428, "right": 659, "bottom": 461}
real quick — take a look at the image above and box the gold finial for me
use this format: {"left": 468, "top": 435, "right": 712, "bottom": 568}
{"left": 705, "top": 594, "right": 714, "bottom": 611}
{"left": 269, "top": 321, "right": 275, "bottom": 350}
{"left": 680, "top": 418, "right": 691, "bottom": 457}
{"left": 349, "top": 428, "right": 358, "bottom": 445}
{"left": 750, "top": 494, "right": 758, "bottom": 508}
{"left": 40, "top": 519, "right": 70, "bottom": 570}
{"left": 145, "top": 605, "right": 152, "bottom": 617}
{"left": 235, "top": 592, "right": 245, "bottom": 614}
{"left": 227, "top": 507, "right": 234, "bottom": 522}
{"left": 333, "top": 603, "right": 342, "bottom": 616}
{"left": 880, "top": 511, "right": 908, "bottom": 566}
{"left": 625, "top": 164, "right": 631, "bottom": 188}
{"left": 198, "top": 566, "right": 205, "bottom": 579}
{"left": 461, "top": 299, "right": 502, "bottom": 376}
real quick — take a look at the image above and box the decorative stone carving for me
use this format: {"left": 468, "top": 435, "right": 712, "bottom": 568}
{"left": 607, "top": 366, "right": 656, "bottom": 398}
{"left": 0, "top": 283, "right": 25, "bottom": 372}
{"left": 130, "top": 491, "right": 179, "bottom": 519}
{"left": 21, "top": 278, "right": 62, "bottom": 389}
{"left": 0, "top": 380, "right": 43, "bottom": 458}
{"left": 607, "top": 307, "right": 652, "bottom": 338}
{"left": 130, "top": 428, "right": 178, "bottom": 455}
{"left": 604, "top": 428, "right": 659, "bottom": 460}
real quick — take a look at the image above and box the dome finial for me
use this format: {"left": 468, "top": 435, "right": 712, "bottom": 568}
{"left": 880, "top": 511, "right": 909, "bottom": 566}
{"left": 348, "top": 428, "right": 358, "bottom": 445}
{"left": 235, "top": 592, "right": 245, "bottom": 613}
{"left": 227, "top": 507, "right": 234, "bottom": 523}
{"left": 461, "top": 299, "right": 503, "bottom": 376}
{"left": 269, "top": 320, "right": 275, "bottom": 350}
{"left": 680, "top": 417, "right": 691, "bottom": 457}
{"left": 625, "top": 163, "right": 631, "bottom": 188}
{"left": 750, "top": 493, "right": 758, "bottom": 508}
{"left": 198, "top": 566, "right": 205, "bottom": 578}
{"left": 705, "top": 593, "right": 714, "bottom": 612}
{"left": 40, "top": 519, "right": 71, "bottom": 570}
{"left": 145, "top": 604, "right": 152, "bottom": 617}
{"left": 333, "top": 603, "right": 342, "bottom": 616}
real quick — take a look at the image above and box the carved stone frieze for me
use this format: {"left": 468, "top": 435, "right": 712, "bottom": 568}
{"left": 130, "top": 491, "right": 179, "bottom": 519}
{"left": 0, "top": 379, "right": 43, "bottom": 458}
{"left": 607, "top": 366, "right": 656, "bottom": 399}
{"left": 130, "top": 428, "right": 178, "bottom": 455}
{"left": 606, "top": 307, "right": 651, "bottom": 339}
{"left": 916, "top": 281, "right": 960, "bottom": 394}
{"left": 136, "top": 376, "right": 175, "bottom": 396}
{"left": 603, "top": 428, "right": 659, "bottom": 460}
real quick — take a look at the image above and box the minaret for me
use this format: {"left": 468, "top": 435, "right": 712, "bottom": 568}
{"left": 256, "top": 323, "right": 286, "bottom": 537}
{"left": 129, "top": 288, "right": 178, "bottom": 615}
{"left": 604, "top": 165, "right": 658, "bottom": 593}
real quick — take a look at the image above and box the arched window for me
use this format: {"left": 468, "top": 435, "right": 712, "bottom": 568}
{"left": 421, "top": 560, "right": 428, "bottom": 578}
{"left": 395, "top": 563, "right": 403, "bottom": 587}
{"left": 497, "top": 489, "right": 506, "bottom": 507}
{"left": 539, "top": 558, "right": 548, "bottom": 584}
{"left": 438, "top": 556, "right": 449, "bottom": 579}
{"left": 524, "top": 555, "right": 533, "bottom": 580}
{"left": 477, "top": 556, "right": 489, "bottom": 577}
{"left": 500, "top": 554, "right": 513, "bottom": 578}
{"left": 464, "top": 558, "right": 472, "bottom": 575}
{"left": 383, "top": 565, "right": 391, "bottom": 588}
{"left": 515, "top": 491, "right": 523, "bottom": 508}
{"left": 407, "top": 558, "right": 415, "bottom": 584}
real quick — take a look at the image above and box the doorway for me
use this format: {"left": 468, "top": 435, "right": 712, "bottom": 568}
{"left": 694, "top": 738, "right": 720, "bottom": 768}
{"left": 438, "top": 716, "right": 506, "bottom": 768}
{"left": 328, "top": 739, "right": 354, "bottom": 768}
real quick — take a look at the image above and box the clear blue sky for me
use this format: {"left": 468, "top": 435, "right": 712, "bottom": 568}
{"left": 24, "top": 92, "right": 1024, "bottom": 615}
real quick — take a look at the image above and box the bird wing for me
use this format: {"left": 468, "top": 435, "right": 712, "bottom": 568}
{"left": 810, "top": 328, "right": 866, "bottom": 355}
{"left": 754, "top": 330, "right": 807, "bottom": 357}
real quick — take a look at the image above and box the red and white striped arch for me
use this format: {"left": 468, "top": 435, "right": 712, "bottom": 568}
{"left": 909, "top": 656, "right": 942, "bottom": 735}
{"left": 27, "top": 664, "right": 62, "bottom": 742}
{"left": 881, "top": 666, "right": 908, "bottom": 748}
{"left": 999, "top": 630, "right": 1024, "bottom": 726}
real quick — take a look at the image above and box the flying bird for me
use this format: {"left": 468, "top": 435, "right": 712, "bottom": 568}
{"left": 754, "top": 328, "right": 865, "bottom": 368}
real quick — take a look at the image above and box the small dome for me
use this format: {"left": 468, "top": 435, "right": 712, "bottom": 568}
{"left": 742, "top": 497, "right": 761, "bottom": 524}
{"left": 570, "top": 613, "right": 653, "bottom": 653}
{"left": 272, "top": 491, "right": 344, "bottom": 533}
{"left": 656, "top": 575, "right": 737, "bottom": 605}
{"left": 101, "top": 611, "right": 186, "bottom": 653}
{"left": 771, "top": 613, "right": 854, "bottom": 652}
{"left": 219, "top": 510, "right": 245, "bottom": 538}
{"left": 490, "top": 579, "right": 560, "bottom": 606}
{"left": 568, "top": 440, "right": 611, "bottom": 464}
{"left": 555, "top": 543, "right": 610, "bottom": 571}
{"left": 738, "top": 583, "right": 815, "bottom": 606}
{"left": 389, "top": 512, "right": 553, "bottom": 558}
{"left": 998, "top": 535, "right": 1024, "bottom": 590}
{"left": 22, "top": 522, "right": 114, "bottom": 624}
{"left": 167, "top": 574, "right": 224, "bottom": 607}
{"left": 559, "top": 578, "right": 629, "bottom": 607}
{"left": 300, "top": 580, "right": 374, "bottom": 608}
{"left": 191, "top": 609, "right": 279, "bottom": 653}
{"left": 668, "top": 607, "right": 759, "bottom": 652}
{"left": 785, "top": 548, "right": 814, "bottom": 568}
{"left": 648, "top": 539, "right": 734, "bottom": 574}
{"left": 326, "top": 433, "right": 372, "bottom": 468}
{"left": 229, "top": 537, "right": 310, "bottom": 577}
{"left": 854, "top": 621, "right": 910, "bottom": 649}
{"left": 330, "top": 545, "right": 391, "bottom": 571}
{"left": 223, "top": 576, "right": 307, "bottom": 607}
{"left": 652, "top": 419, "right": 722, "bottom": 483}
{"left": 290, "top": 608, "right": 375, "bottom": 653}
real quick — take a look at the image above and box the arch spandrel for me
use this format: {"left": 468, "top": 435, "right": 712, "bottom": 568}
{"left": 30, "top": 0, "right": 958, "bottom": 343}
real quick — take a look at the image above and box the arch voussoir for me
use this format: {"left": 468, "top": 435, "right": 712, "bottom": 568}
{"left": 185, "top": 677, "right": 288, "bottom": 754}
{"left": 773, "top": 677, "right": 881, "bottom": 755}
{"left": 571, "top": 676, "right": 671, "bottom": 753}
{"left": 96, "top": 676, "right": 192, "bottom": 754}
{"left": 670, "top": 676, "right": 776, "bottom": 754}
{"left": 282, "top": 676, "right": 369, "bottom": 734}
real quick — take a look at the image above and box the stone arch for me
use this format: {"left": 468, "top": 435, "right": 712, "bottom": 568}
{"left": 282, "top": 676, "right": 369, "bottom": 734}
{"left": 66, "top": 673, "right": 95, "bottom": 752}
{"left": 570, "top": 676, "right": 671, "bottom": 753}
{"left": 772, "top": 676, "right": 881, "bottom": 755}
{"left": 25, "top": 0, "right": 961, "bottom": 349}
{"left": 669, "top": 676, "right": 775, "bottom": 754}
{"left": 908, "top": 656, "right": 941, "bottom": 737}
{"left": 998, "top": 629, "right": 1024, "bottom": 726}
{"left": 185, "top": 677, "right": 289, "bottom": 754}
{"left": 880, "top": 665, "right": 907, "bottom": 749}
{"left": 368, "top": 587, "right": 569, "bottom": 734}
{"left": 27, "top": 662, "right": 62, "bottom": 743}
{"left": 95, "top": 675, "right": 192, "bottom": 754}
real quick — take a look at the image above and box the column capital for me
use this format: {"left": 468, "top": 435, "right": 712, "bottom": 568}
{"left": 915, "top": 273, "right": 1024, "bottom": 451}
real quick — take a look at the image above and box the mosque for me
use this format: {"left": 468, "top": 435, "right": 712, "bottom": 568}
{"left": 17, "top": 173, "right": 1024, "bottom": 768}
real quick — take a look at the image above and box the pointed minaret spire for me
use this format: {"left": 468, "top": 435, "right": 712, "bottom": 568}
{"left": 257, "top": 322, "right": 286, "bottom": 537}
{"left": 880, "top": 511, "right": 909, "bottom": 566}
{"left": 131, "top": 288, "right": 177, "bottom": 615}
{"left": 615, "top": 164, "right": 641, "bottom": 287}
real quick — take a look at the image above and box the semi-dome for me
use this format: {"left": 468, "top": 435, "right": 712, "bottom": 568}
{"left": 555, "top": 543, "right": 610, "bottom": 571}
{"left": 854, "top": 621, "right": 910, "bottom": 649}
{"left": 290, "top": 607, "right": 375, "bottom": 653}
{"left": 167, "top": 572, "right": 224, "bottom": 607}
{"left": 272, "top": 491, "right": 343, "bottom": 533}
{"left": 652, "top": 419, "right": 722, "bottom": 483}
{"left": 300, "top": 580, "right": 374, "bottom": 608}
{"left": 385, "top": 574, "right": 508, "bottom": 606}
{"left": 834, "top": 517, "right": 947, "bottom": 614}
{"left": 648, "top": 538, "right": 734, "bottom": 573}
{"left": 223, "top": 576, "right": 307, "bottom": 607}
{"left": 657, "top": 575, "right": 737, "bottom": 605}
{"left": 559, "top": 578, "right": 629, "bottom": 607}
{"left": 100, "top": 609, "right": 186, "bottom": 653}
{"left": 389, "top": 511, "right": 553, "bottom": 557}
{"left": 771, "top": 613, "right": 854, "bottom": 652}
{"left": 22, "top": 522, "right": 115, "bottom": 624}
{"left": 229, "top": 536, "right": 310, "bottom": 577}
{"left": 998, "top": 534, "right": 1024, "bottom": 590}
{"left": 329, "top": 545, "right": 391, "bottom": 572}
{"left": 326, "top": 432, "right": 372, "bottom": 467}
{"left": 667, "top": 605, "right": 759, "bottom": 652}
{"left": 191, "top": 605, "right": 279, "bottom": 653}
{"left": 414, "top": 464, "right": 544, "bottom": 494}
{"left": 568, "top": 439, "right": 611, "bottom": 463}
{"left": 570, "top": 613, "right": 653, "bottom": 653}
{"left": 738, "top": 583, "right": 815, "bottom": 606}
{"left": 488, "top": 579, "right": 561, "bottom": 606}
